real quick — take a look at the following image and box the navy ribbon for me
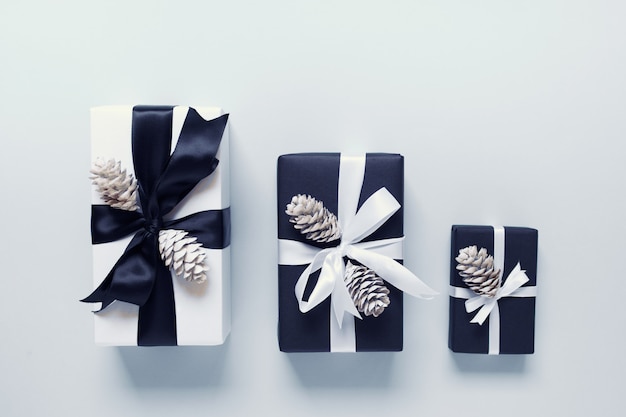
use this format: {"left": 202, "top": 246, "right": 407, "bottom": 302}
{"left": 82, "top": 106, "right": 230, "bottom": 346}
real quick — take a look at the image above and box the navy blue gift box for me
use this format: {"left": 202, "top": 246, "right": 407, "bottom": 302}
{"left": 449, "top": 225, "right": 538, "bottom": 354}
{"left": 277, "top": 153, "right": 405, "bottom": 352}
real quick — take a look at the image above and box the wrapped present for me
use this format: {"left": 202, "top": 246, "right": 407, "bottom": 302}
{"left": 277, "top": 153, "right": 437, "bottom": 352}
{"left": 82, "top": 105, "right": 231, "bottom": 346}
{"left": 449, "top": 225, "right": 538, "bottom": 354}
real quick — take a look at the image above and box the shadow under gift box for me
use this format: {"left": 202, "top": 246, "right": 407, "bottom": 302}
{"left": 277, "top": 153, "right": 406, "bottom": 352}
{"left": 89, "top": 105, "right": 231, "bottom": 346}
{"left": 449, "top": 225, "right": 538, "bottom": 354}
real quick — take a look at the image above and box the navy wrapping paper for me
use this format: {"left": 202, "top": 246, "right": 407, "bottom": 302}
{"left": 277, "top": 153, "right": 405, "bottom": 352}
{"left": 449, "top": 225, "right": 538, "bottom": 354}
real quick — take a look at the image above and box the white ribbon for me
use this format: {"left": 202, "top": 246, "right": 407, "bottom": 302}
{"left": 449, "top": 226, "right": 537, "bottom": 355}
{"left": 278, "top": 154, "right": 437, "bottom": 352}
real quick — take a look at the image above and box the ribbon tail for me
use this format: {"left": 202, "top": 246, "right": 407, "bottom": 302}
{"left": 81, "top": 232, "right": 156, "bottom": 310}
{"left": 330, "top": 257, "right": 361, "bottom": 327}
{"left": 348, "top": 246, "right": 438, "bottom": 299}
{"left": 469, "top": 300, "right": 496, "bottom": 325}
{"left": 295, "top": 249, "right": 334, "bottom": 313}
{"left": 81, "top": 284, "right": 116, "bottom": 312}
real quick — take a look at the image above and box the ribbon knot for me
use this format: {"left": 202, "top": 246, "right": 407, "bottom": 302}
{"left": 145, "top": 217, "right": 163, "bottom": 236}
{"left": 336, "top": 242, "right": 349, "bottom": 257}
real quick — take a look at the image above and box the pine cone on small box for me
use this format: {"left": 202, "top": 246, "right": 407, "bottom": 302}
{"left": 344, "top": 261, "right": 390, "bottom": 317}
{"left": 158, "top": 229, "right": 209, "bottom": 283}
{"left": 285, "top": 194, "right": 341, "bottom": 243}
{"left": 455, "top": 245, "right": 501, "bottom": 297}
{"left": 90, "top": 158, "right": 139, "bottom": 211}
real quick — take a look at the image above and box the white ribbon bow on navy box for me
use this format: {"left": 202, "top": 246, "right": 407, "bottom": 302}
{"left": 278, "top": 154, "right": 437, "bottom": 352}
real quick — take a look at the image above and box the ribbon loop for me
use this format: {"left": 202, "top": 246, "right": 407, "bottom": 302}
{"left": 341, "top": 187, "right": 400, "bottom": 244}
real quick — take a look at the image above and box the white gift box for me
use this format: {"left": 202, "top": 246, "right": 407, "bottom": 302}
{"left": 89, "top": 105, "right": 231, "bottom": 346}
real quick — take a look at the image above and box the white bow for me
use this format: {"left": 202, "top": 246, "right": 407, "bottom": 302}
{"left": 279, "top": 154, "right": 437, "bottom": 328}
{"left": 464, "top": 263, "right": 530, "bottom": 325}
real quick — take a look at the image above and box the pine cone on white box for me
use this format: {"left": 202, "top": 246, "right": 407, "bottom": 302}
{"left": 90, "top": 158, "right": 139, "bottom": 211}
{"left": 285, "top": 194, "right": 341, "bottom": 243}
{"left": 344, "top": 261, "right": 390, "bottom": 317}
{"left": 158, "top": 229, "right": 209, "bottom": 283}
{"left": 455, "top": 245, "right": 501, "bottom": 297}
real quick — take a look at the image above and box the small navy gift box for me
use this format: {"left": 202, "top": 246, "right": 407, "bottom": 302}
{"left": 449, "top": 225, "right": 538, "bottom": 354}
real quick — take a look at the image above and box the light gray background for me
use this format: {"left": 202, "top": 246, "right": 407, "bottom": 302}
{"left": 1, "top": 1, "right": 624, "bottom": 416}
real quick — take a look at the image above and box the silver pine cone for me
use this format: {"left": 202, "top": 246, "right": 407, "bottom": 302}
{"left": 158, "top": 229, "right": 209, "bottom": 283}
{"left": 344, "top": 261, "right": 390, "bottom": 317}
{"left": 285, "top": 194, "right": 341, "bottom": 243}
{"left": 90, "top": 158, "right": 139, "bottom": 211}
{"left": 455, "top": 245, "right": 501, "bottom": 297}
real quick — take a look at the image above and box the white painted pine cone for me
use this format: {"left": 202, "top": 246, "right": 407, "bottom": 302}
{"left": 455, "top": 245, "right": 501, "bottom": 297}
{"left": 285, "top": 194, "right": 341, "bottom": 243}
{"left": 90, "top": 158, "right": 139, "bottom": 211}
{"left": 344, "top": 261, "right": 390, "bottom": 317}
{"left": 158, "top": 229, "right": 209, "bottom": 283}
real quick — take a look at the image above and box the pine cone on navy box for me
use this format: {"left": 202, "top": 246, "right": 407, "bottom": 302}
{"left": 158, "top": 229, "right": 209, "bottom": 283}
{"left": 285, "top": 194, "right": 341, "bottom": 243}
{"left": 344, "top": 261, "right": 391, "bottom": 317}
{"left": 455, "top": 245, "right": 501, "bottom": 297}
{"left": 90, "top": 158, "right": 139, "bottom": 211}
